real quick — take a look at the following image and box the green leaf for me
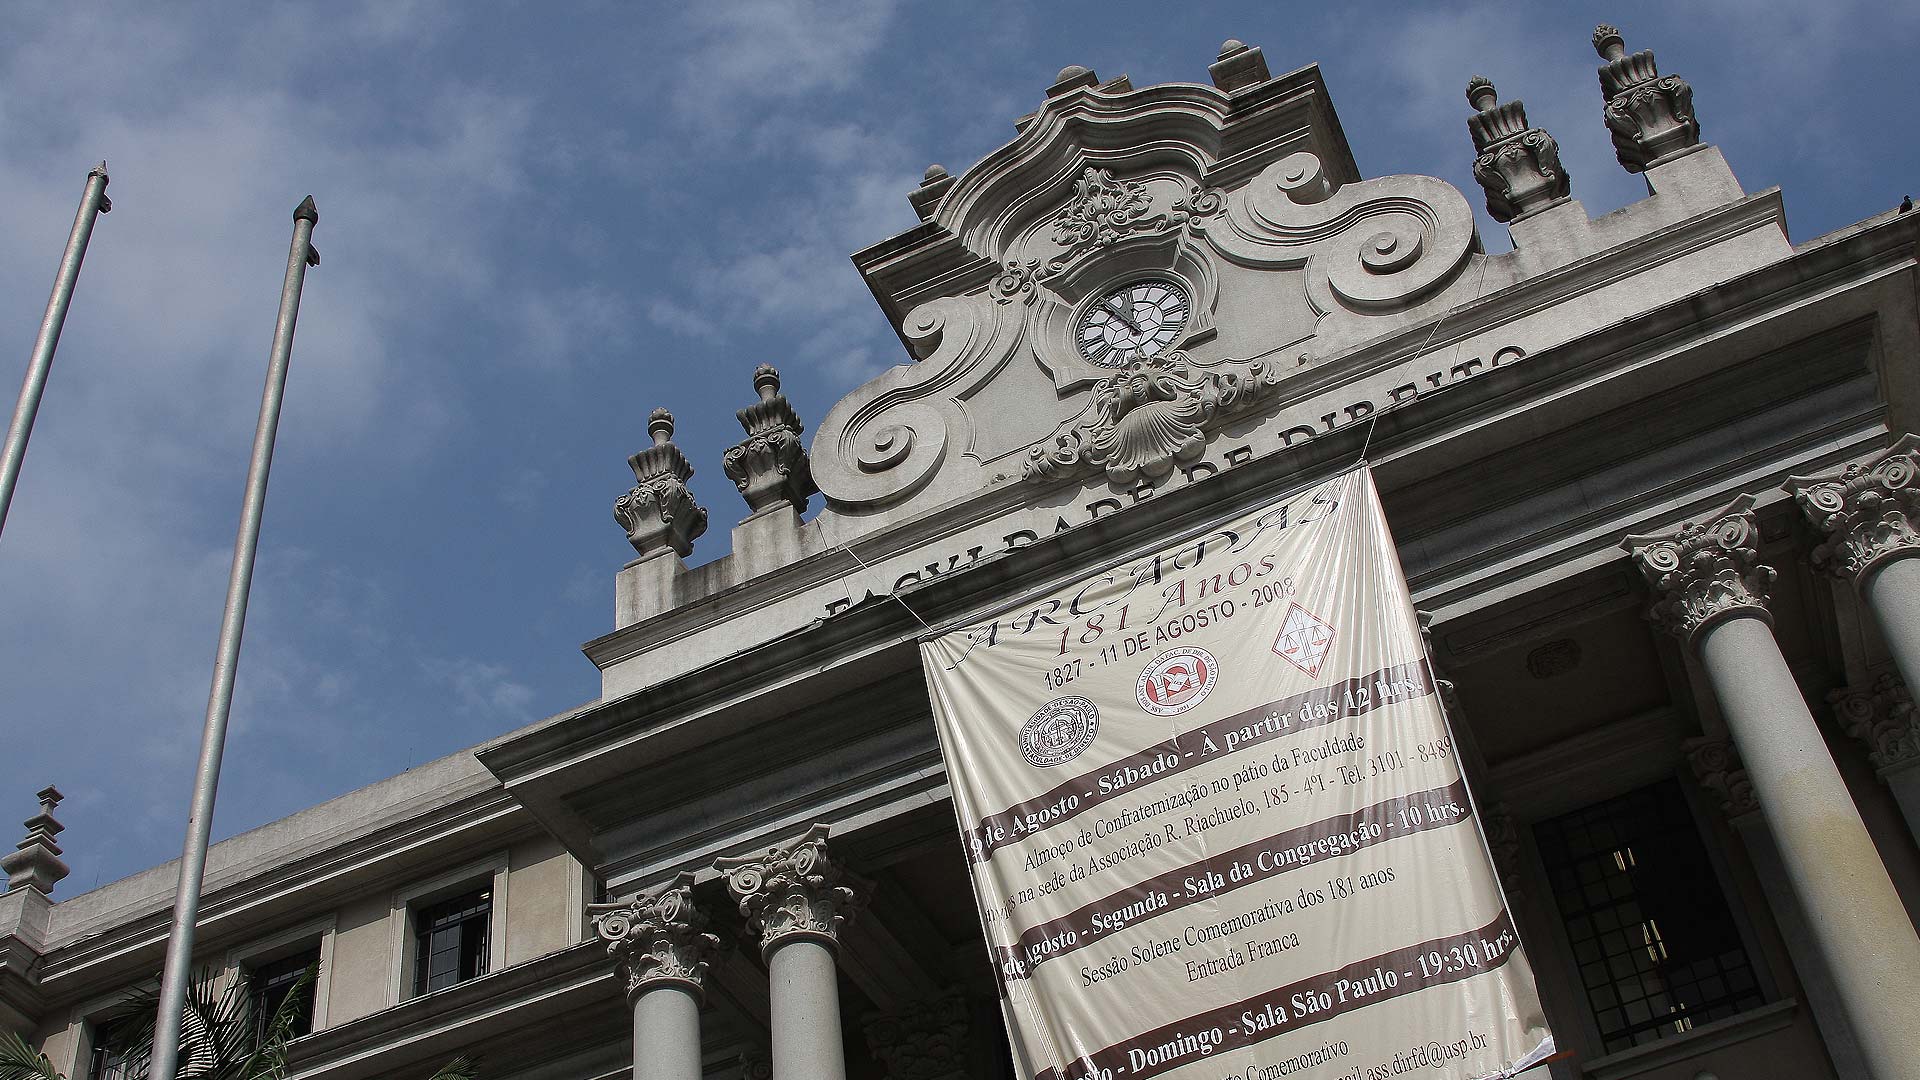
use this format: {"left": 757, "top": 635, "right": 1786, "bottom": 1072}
{"left": 0, "top": 1031, "right": 66, "bottom": 1080}
{"left": 423, "top": 1056, "right": 477, "bottom": 1080}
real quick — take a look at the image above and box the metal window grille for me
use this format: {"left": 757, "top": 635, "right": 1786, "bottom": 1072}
{"left": 87, "top": 1020, "right": 149, "bottom": 1080}
{"left": 413, "top": 890, "right": 491, "bottom": 996}
{"left": 248, "top": 945, "right": 320, "bottom": 1042}
{"left": 1532, "top": 779, "right": 1764, "bottom": 1053}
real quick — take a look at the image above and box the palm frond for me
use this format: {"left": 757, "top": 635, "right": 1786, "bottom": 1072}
{"left": 0, "top": 1031, "right": 66, "bottom": 1080}
{"left": 235, "top": 964, "right": 316, "bottom": 1080}
{"left": 98, "top": 967, "right": 257, "bottom": 1080}
{"left": 423, "top": 1055, "right": 477, "bottom": 1080}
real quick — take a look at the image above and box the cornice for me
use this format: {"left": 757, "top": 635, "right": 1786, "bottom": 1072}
{"left": 492, "top": 196, "right": 1919, "bottom": 858}
{"left": 32, "top": 785, "right": 526, "bottom": 1002}
{"left": 585, "top": 186, "right": 1874, "bottom": 680}
{"left": 283, "top": 941, "right": 610, "bottom": 1080}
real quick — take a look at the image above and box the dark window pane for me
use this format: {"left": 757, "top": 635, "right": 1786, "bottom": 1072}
{"left": 248, "top": 946, "right": 320, "bottom": 1042}
{"left": 1533, "top": 780, "right": 1764, "bottom": 1049}
{"left": 88, "top": 1019, "right": 149, "bottom": 1080}
{"left": 413, "top": 889, "right": 491, "bottom": 996}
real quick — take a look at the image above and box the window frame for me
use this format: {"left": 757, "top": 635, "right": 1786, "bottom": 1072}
{"left": 1521, "top": 771, "right": 1782, "bottom": 1058}
{"left": 388, "top": 854, "right": 510, "bottom": 1002}
{"left": 223, "top": 915, "right": 336, "bottom": 1037}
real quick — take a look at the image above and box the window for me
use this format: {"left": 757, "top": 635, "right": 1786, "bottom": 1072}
{"left": 413, "top": 889, "right": 492, "bottom": 995}
{"left": 1533, "top": 779, "right": 1765, "bottom": 1053}
{"left": 247, "top": 945, "right": 320, "bottom": 1041}
{"left": 87, "top": 1018, "right": 148, "bottom": 1080}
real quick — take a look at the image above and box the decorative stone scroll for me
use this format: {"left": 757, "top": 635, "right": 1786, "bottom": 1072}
{"left": 716, "top": 824, "right": 866, "bottom": 956}
{"left": 1785, "top": 435, "right": 1920, "bottom": 587}
{"left": 1465, "top": 77, "right": 1570, "bottom": 223}
{"left": 1593, "top": 25, "right": 1700, "bottom": 172}
{"left": 586, "top": 872, "right": 722, "bottom": 1001}
{"left": 736, "top": 1049, "right": 772, "bottom": 1080}
{"left": 1023, "top": 350, "right": 1286, "bottom": 486}
{"left": 723, "top": 364, "right": 815, "bottom": 514}
{"left": 1479, "top": 803, "right": 1525, "bottom": 900}
{"left": 1624, "top": 495, "right": 1775, "bottom": 647}
{"left": 1685, "top": 737, "right": 1759, "bottom": 819}
{"left": 1829, "top": 673, "right": 1918, "bottom": 774}
{"left": 1, "top": 786, "right": 67, "bottom": 895}
{"left": 864, "top": 993, "right": 971, "bottom": 1080}
{"left": 614, "top": 408, "right": 708, "bottom": 559}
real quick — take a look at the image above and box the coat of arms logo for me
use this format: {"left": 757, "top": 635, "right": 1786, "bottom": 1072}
{"left": 1136, "top": 647, "right": 1218, "bottom": 716}
{"left": 1020, "top": 696, "right": 1100, "bottom": 768}
{"left": 1273, "top": 603, "right": 1337, "bottom": 677}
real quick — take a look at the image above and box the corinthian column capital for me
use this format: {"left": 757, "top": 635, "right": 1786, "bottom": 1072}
{"left": 1624, "top": 494, "right": 1775, "bottom": 647}
{"left": 716, "top": 824, "right": 866, "bottom": 957}
{"left": 587, "top": 871, "right": 722, "bottom": 1001}
{"left": 1684, "top": 736, "right": 1759, "bottom": 819}
{"left": 1785, "top": 435, "right": 1920, "bottom": 586}
{"left": 1830, "top": 672, "right": 1919, "bottom": 774}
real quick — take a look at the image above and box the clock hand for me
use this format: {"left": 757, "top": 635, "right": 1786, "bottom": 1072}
{"left": 1102, "top": 299, "right": 1143, "bottom": 335}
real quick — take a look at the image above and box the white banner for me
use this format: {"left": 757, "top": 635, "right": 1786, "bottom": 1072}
{"left": 921, "top": 468, "right": 1553, "bottom": 1080}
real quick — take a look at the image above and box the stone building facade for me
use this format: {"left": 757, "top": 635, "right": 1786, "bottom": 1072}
{"left": 6, "top": 27, "right": 1920, "bottom": 1080}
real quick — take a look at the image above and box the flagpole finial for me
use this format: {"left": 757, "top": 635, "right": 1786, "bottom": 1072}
{"left": 90, "top": 161, "right": 109, "bottom": 180}
{"left": 294, "top": 195, "right": 319, "bottom": 225}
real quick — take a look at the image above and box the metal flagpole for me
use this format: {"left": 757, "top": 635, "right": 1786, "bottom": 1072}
{"left": 147, "top": 196, "right": 319, "bottom": 1080}
{"left": 0, "top": 162, "right": 112, "bottom": 543}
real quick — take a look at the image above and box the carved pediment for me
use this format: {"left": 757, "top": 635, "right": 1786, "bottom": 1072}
{"left": 815, "top": 58, "right": 1481, "bottom": 524}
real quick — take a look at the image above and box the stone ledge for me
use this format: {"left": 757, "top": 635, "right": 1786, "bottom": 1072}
{"left": 1582, "top": 998, "right": 1798, "bottom": 1080}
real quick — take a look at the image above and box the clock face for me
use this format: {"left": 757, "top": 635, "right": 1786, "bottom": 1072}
{"left": 1076, "top": 279, "right": 1189, "bottom": 367}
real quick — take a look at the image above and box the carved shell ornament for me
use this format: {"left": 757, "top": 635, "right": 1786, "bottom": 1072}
{"left": 1025, "top": 350, "right": 1284, "bottom": 486}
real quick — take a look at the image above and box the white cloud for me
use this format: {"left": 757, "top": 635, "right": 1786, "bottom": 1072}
{"left": 423, "top": 657, "right": 536, "bottom": 719}
{"left": 667, "top": 0, "right": 898, "bottom": 127}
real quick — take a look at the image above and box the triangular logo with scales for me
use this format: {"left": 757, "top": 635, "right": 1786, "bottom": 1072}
{"left": 1273, "top": 602, "right": 1337, "bottom": 677}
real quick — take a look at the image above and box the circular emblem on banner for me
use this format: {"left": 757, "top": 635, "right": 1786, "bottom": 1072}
{"left": 1020, "top": 696, "right": 1099, "bottom": 768}
{"left": 1136, "top": 646, "right": 1219, "bottom": 716}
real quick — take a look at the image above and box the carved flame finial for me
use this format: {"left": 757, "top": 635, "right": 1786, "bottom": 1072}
{"left": 725, "top": 364, "right": 815, "bottom": 514}
{"left": 615, "top": 407, "right": 707, "bottom": 559}
{"left": 1467, "top": 76, "right": 1570, "bottom": 223}
{"left": 1465, "top": 75, "right": 1498, "bottom": 111}
{"left": 1593, "top": 25, "right": 1626, "bottom": 61}
{"left": 1592, "top": 24, "right": 1699, "bottom": 172}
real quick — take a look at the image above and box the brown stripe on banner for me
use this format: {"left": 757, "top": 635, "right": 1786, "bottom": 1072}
{"left": 973, "top": 661, "right": 1435, "bottom": 862}
{"left": 1032, "top": 910, "right": 1523, "bottom": 1080}
{"left": 995, "top": 780, "right": 1472, "bottom": 981}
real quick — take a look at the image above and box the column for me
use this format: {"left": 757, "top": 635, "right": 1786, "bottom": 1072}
{"left": 1788, "top": 435, "right": 1920, "bottom": 693}
{"left": 718, "top": 824, "right": 865, "bottom": 1080}
{"left": 588, "top": 872, "right": 720, "bottom": 1080}
{"left": 1626, "top": 495, "right": 1920, "bottom": 1077}
{"left": 1684, "top": 738, "right": 1869, "bottom": 1080}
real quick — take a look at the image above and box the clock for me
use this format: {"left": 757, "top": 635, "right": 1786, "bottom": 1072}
{"left": 1076, "top": 279, "right": 1189, "bottom": 367}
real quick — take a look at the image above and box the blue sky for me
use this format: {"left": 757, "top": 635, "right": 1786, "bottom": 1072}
{"left": 3, "top": 1, "right": 1916, "bottom": 894}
